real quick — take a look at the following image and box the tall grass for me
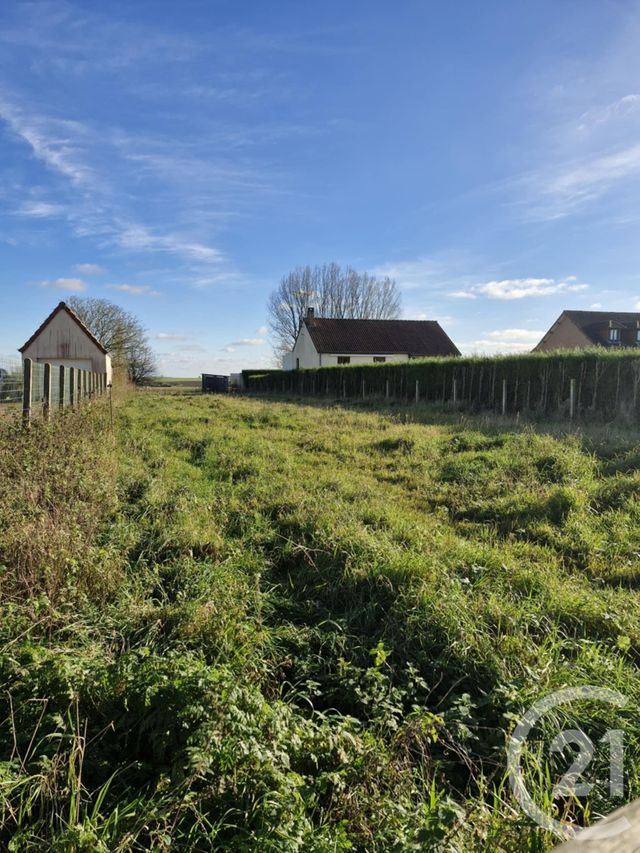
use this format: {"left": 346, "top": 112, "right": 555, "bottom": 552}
{"left": 2, "top": 392, "right": 640, "bottom": 849}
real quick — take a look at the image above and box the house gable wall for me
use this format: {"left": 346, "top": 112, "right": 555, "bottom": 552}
{"left": 534, "top": 314, "right": 593, "bottom": 352}
{"left": 289, "top": 323, "right": 321, "bottom": 368}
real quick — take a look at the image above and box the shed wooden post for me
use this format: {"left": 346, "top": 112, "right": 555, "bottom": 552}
{"left": 415, "top": 379, "right": 419, "bottom": 404}
{"left": 59, "top": 365, "right": 65, "bottom": 411}
{"left": 569, "top": 378, "right": 576, "bottom": 420}
{"left": 43, "top": 362, "right": 52, "bottom": 421}
{"left": 502, "top": 379, "right": 507, "bottom": 415}
{"left": 69, "top": 367, "right": 75, "bottom": 408}
{"left": 22, "top": 358, "right": 32, "bottom": 425}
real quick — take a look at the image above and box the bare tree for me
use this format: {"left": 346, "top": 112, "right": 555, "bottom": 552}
{"left": 267, "top": 263, "right": 401, "bottom": 356}
{"left": 68, "top": 297, "right": 156, "bottom": 385}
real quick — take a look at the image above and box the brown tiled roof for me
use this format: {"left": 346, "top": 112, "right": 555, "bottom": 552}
{"left": 304, "top": 317, "right": 460, "bottom": 356}
{"left": 564, "top": 310, "right": 640, "bottom": 346}
{"left": 19, "top": 301, "right": 109, "bottom": 355}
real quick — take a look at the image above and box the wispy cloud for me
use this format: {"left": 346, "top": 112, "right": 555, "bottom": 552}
{"left": 0, "top": 98, "right": 95, "bottom": 187}
{"left": 108, "top": 283, "right": 160, "bottom": 296}
{"left": 0, "top": 97, "right": 236, "bottom": 270}
{"left": 578, "top": 94, "right": 640, "bottom": 132}
{"left": 114, "top": 223, "right": 223, "bottom": 264}
{"left": 451, "top": 276, "right": 588, "bottom": 300}
{"left": 227, "top": 337, "right": 265, "bottom": 346}
{"left": 39, "top": 277, "right": 87, "bottom": 292}
{"left": 543, "top": 145, "right": 640, "bottom": 212}
{"left": 17, "top": 200, "right": 66, "bottom": 218}
{"left": 74, "top": 263, "right": 105, "bottom": 275}
{"left": 370, "top": 257, "right": 444, "bottom": 291}
{"left": 155, "top": 332, "right": 191, "bottom": 341}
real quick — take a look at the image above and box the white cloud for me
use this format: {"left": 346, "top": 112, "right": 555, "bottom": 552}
{"left": 155, "top": 332, "right": 191, "bottom": 341}
{"left": 17, "top": 201, "right": 65, "bottom": 218}
{"left": 462, "top": 339, "right": 534, "bottom": 354}
{"left": 227, "top": 338, "right": 265, "bottom": 347}
{"left": 449, "top": 290, "right": 477, "bottom": 299}
{"left": 473, "top": 277, "right": 588, "bottom": 300}
{"left": 39, "top": 277, "right": 87, "bottom": 292}
{"left": 485, "top": 328, "right": 544, "bottom": 341}
{"left": 222, "top": 346, "right": 236, "bottom": 353}
{"left": 590, "top": 302, "right": 603, "bottom": 309}
{"left": 108, "top": 283, "right": 160, "bottom": 296}
{"left": 74, "top": 263, "right": 105, "bottom": 275}
{"left": 256, "top": 325, "right": 268, "bottom": 335}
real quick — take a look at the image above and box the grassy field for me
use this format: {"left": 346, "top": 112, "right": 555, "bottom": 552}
{"left": 2, "top": 392, "right": 640, "bottom": 850}
{"left": 147, "top": 377, "right": 201, "bottom": 388}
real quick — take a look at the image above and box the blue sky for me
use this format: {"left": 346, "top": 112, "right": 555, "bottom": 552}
{"left": 2, "top": 1, "right": 640, "bottom": 374}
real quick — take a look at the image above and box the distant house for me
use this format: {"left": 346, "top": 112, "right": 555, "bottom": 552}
{"left": 534, "top": 310, "right": 640, "bottom": 352}
{"left": 282, "top": 309, "right": 460, "bottom": 370}
{"left": 19, "top": 301, "right": 112, "bottom": 383}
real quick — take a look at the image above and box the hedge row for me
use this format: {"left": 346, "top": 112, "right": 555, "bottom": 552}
{"left": 245, "top": 350, "right": 640, "bottom": 418}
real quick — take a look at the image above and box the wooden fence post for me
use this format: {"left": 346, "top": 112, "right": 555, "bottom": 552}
{"left": 22, "top": 358, "right": 32, "bottom": 425}
{"left": 569, "top": 378, "right": 576, "bottom": 420}
{"left": 415, "top": 379, "right": 419, "bottom": 404}
{"left": 43, "top": 362, "right": 51, "bottom": 421}
{"left": 453, "top": 378, "right": 458, "bottom": 404}
{"left": 361, "top": 379, "right": 366, "bottom": 399}
{"left": 59, "top": 365, "right": 65, "bottom": 411}
{"left": 69, "top": 367, "right": 75, "bottom": 408}
{"left": 385, "top": 379, "right": 390, "bottom": 400}
{"left": 502, "top": 379, "right": 507, "bottom": 415}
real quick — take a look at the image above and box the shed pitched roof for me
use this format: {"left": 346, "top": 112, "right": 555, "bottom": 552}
{"left": 19, "top": 301, "right": 109, "bottom": 355}
{"left": 304, "top": 317, "right": 460, "bottom": 356}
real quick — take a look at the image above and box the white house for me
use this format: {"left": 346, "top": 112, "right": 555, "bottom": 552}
{"left": 19, "top": 301, "right": 112, "bottom": 383}
{"left": 282, "top": 309, "right": 460, "bottom": 369}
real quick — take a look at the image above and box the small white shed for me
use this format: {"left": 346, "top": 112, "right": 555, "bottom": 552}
{"left": 19, "top": 301, "right": 112, "bottom": 383}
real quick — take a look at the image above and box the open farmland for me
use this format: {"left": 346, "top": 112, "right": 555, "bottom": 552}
{"left": 2, "top": 392, "right": 640, "bottom": 850}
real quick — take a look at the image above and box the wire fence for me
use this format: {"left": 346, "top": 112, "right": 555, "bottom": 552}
{"left": 0, "top": 356, "right": 23, "bottom": 406}
{"left": 246, "top": 349, "right": 640, "bottom": 422}
{"left": 18, "top": 358, "right": 109, "bottom": 423}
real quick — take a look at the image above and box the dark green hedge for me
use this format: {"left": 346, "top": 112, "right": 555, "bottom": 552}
{"left": 246, "top": 350, "right": 640, "bottom": 418}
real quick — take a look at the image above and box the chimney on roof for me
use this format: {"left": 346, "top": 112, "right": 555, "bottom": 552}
{"left": 306, "top": 306, "right": 315, "bottom": 322}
